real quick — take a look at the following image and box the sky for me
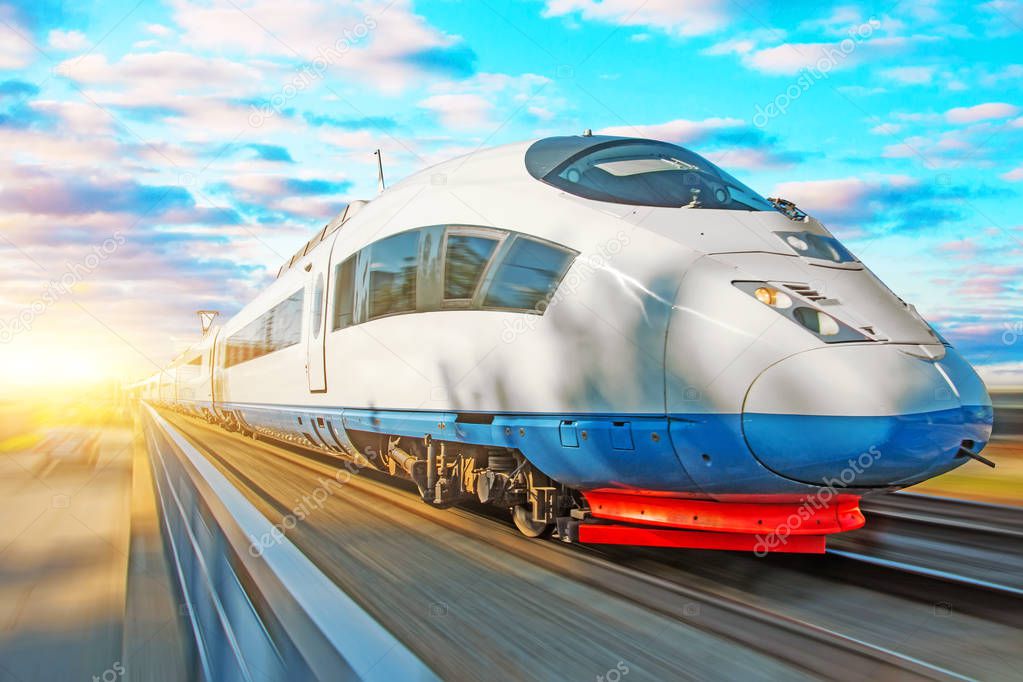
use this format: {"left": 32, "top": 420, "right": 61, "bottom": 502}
{"left": 0, "top": 0, "right": 1020, "bottom": 394}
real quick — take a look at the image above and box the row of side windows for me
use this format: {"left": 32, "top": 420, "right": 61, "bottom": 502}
{"left": 332, "top": 226, "right": 577, "bottom": 331}
{"left": 225, "top": 288, "right": 304, "bottom": 368}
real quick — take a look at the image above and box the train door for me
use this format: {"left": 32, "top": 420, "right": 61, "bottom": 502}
{"left": 208, "top": 329, "right": 221, "bottom": 411}
{"left": 306, "top": 267, "right": 327, "bottom": 392}
{"left": 212, "top": 332, "right": 226, "bottom": 414}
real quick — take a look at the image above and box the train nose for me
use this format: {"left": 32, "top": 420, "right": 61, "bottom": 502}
{"left": 741, "top": 344, "right": 993, "bottom": 487}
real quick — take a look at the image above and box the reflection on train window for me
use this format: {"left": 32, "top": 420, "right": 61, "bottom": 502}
{"left": 368, "top": 231, "right": 420, "bottom": 319}
{"left": 535, "top": 139, "right": 773, "bottom": 211}
{"left": 187, "top": 355, "right": 202, "bottom": 366}
{"left": 225, "top": 288, "right": 304, "bottom": 367}
{"left": 483, "top": 237, "right": 574, "bottom": 312}
{"left": 444, "top": 234, "right": 498, "bottom": 300}
{"left": 268, "top": 289, "right": 303, "bottom": 349}
{"left": 329, "top": 227, "right": 576, "bottom": 329}
{"left": 332, "top": 255, "right": 356, "bottom": 330}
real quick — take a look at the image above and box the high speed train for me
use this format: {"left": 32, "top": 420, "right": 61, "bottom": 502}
{"left": 138, "top": 134, "right": 994, "bottom": 553}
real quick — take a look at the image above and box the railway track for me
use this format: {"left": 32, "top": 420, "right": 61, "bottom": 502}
{"left": 154, "top": 410, "right": 1011, "bottom": 680}
{"left": 828, "top": 492, "right": 1023, "bottom": 598}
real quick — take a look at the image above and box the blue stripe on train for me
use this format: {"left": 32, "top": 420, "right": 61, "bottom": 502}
{"left": 219, "top": 402, "right": 993, "bottom": 496}
{"left": 742, "top": 404, "right": 994, "bottom": 487}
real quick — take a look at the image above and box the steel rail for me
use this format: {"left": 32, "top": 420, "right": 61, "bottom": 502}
{"left": 162, "top": 410, "right": 968, "bottom": 682}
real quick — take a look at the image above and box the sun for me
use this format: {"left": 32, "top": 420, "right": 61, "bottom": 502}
{"left": 0, "top": 340, "right": 131, "bottom": 398}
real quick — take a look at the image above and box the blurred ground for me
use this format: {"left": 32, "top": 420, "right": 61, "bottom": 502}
{"left": 0, "top": 413, "right": 132, "bottom": 682}
{"left": 0, "top": 395, "right": 188, "bottom": 682}
{"left": 0, "top": 387, "right": 1017, "bottom": 679}
{"left": 910, "top": 441, "right": 1023, "bottom": 505}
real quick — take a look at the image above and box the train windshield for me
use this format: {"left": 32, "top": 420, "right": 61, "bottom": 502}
{"left": 538, "top": 139, "right": 773, "bottom": 211}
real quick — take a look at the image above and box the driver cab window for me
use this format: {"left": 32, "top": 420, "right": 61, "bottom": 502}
{"left": 542, "top": 140, "right": 772, "bottom": 211}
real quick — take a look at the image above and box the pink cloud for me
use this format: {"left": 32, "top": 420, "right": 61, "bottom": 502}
{"left": 418, "top": 93, "right": 494, "bottom": 129}
{"left": 772, "top": 175, "right": 915, "bottom": 213}
{"left": 936, "top": 238, "right": 981, "bottom": 260}
{"left": 1001, "top": 166, "right": 1023, "bottom": 181}
{"left": 599, "top": 117, "right": 744, "bottom": 144}
{"left": 945, "top": 102, "right": 1020, "bottom": 124}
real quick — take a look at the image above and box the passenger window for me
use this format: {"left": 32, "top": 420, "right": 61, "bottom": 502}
{"left": 268, "top": 289, "right": 303, "bottom": 351}
{"left": 483, "top": 237, "right": 574, "bottom": 312}
{"left": 333, "top": 256, "right": 356, "bottom": 330}
{"left": 444, "top": 234, "right": 498, "bottom": 300}
{"left": 226, "top": 288, "right": 303, "bottom": 367}
{"left": 368, "top": 231, "right": 420, "bottom": 319}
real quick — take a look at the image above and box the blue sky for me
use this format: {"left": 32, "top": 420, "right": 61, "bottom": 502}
{"left": 0, "top": 0, "right": 1020, "bottom": 389}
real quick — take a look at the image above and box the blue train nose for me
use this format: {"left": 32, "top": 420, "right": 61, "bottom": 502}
{"left": 742, "top": 344, "right": 993, "bottom": 487}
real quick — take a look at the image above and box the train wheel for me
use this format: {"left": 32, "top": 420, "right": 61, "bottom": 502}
{"left": 512, "top": 504, "right": 553, "bottom": 538}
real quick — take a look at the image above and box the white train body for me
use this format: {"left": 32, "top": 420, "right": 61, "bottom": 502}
{"left": 142, "top": 135, "right": 994, "bottom": 548}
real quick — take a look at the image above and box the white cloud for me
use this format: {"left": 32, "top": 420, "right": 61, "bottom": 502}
{"left": 542, "top": 0, "right": 730, "bottom": 37}
{"left": 418, "top": 72, "right": 554, "bottom": 131}
{"left": 0, "top": 18, "right": 34, "bottom": 68}
{"left": 419, "top": 93, "right": 493, "bottom": 129}
{"left": 869, "top": 122, "right": 904, "bottom": 135}
{"left": 56, "top": 52, "right": 264, "bottom": 96}
{"left": 29, "top": 100, "right": 115, "bottom": 136}
{"left": 772, "top": 175, "right": 916, "bottom": 216}
{"left": 53, "top": 52, "right": 290, "bottom": 136}
{"left": 596, "top": 118, "right": 799, "bottom": 170}
{"left": 48, "top": 29, "right": 91, "bottom": 51}
{"left": 528, "top": 106, "right": 555, "bottom": 121}
{"left": 980, "top": 0, "right": 1023, "bottom": 37}
{"left": 837, "top": 84, "right": 887, "bottom": 96}
{"left": 905, "top": 0, "right": 942, "bottom": 23}
{"left": 945, "top": 102, "right": 1021, "bottom": 124}
{"left": 702, "top": 38, "right": 756, "bottom": 56}
{"left": 713, "top": 15, "right": 938, "bottom": 76}
{"left": 146, "top": 23, "right": 174, "bottom": 37}
{"left": 881, "top": 65, "right": 936, "bottom": 85}
{"left": 881, "top": 132, "right": 964, "bottom": 163}
{"left": 744, "top": 42, "right": 841, "bottom": 74}
{"left": 742, "top": 34, "right": 921, "bottom": 75}
{"left": 0, "top": 127, "right": 122, "bottom": 167}
{"left": 168, "top": 0, "right": 472, "bottom": 94}
{"left": 977, "top": 361, "right": 1023, "bottom": 388}
{"left": 797, "top": 5, "right": 865, "bottom": 35}
{"left": 598, "top": 117, "right": 744, "bottom": 144}
{"left": 703, "top": 147, "right": 796, "bottom": 171}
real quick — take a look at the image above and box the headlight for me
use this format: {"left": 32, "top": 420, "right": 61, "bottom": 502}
{"left": 734, "top": 281, "right": 866, "bottom": 343}
{"left": 753, "top": 286, "right": 792, "bottom": 309}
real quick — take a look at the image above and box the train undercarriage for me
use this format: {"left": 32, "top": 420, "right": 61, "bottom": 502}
{"left": 165, "top": 402, "right": 865, "bottom": 553}
{"left": 347, "top": 431, "right": 578, "bottom": 539}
